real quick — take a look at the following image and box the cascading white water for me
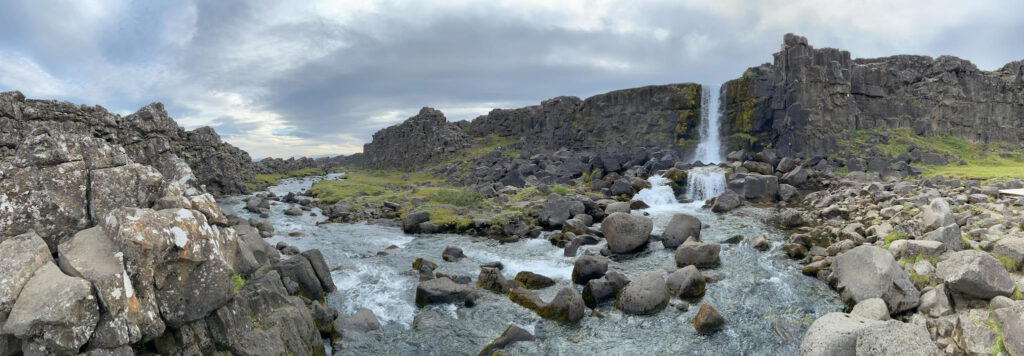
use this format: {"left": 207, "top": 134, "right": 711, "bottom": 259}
{"left": 693, "top": 84, "right": 723, "bottom": 164}
{"left": 685, "top": 166, "right": 727, "bottom": 201}
{"left": 634, "top": 175, "right": 679, "bottom": 208}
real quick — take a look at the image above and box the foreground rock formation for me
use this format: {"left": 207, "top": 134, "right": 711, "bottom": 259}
{"left": 0, "top": 94, "right": 334, "bottom": 355}
{"left": 722, "top": 33, "right": 1024, "bottom": 156}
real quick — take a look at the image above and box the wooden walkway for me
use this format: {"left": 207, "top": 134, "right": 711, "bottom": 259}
{"left": 1000, "top": 189, "right": 1024, "bottom": 197}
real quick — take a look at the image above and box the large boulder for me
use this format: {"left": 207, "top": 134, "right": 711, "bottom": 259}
{"left": 994, "top": 238, "right": 1024, "bottom": 270}
{"left": 935, "top": 250, "right": 1015, "bottom": 300}
{"left": 5, "top": 262, "right": 99, "bottom": 354}
{"left": 616, "top": 272, "right": 669, "bottom": 315}
{"left": 832, "top": 246, "right": 920, "bottom": 314}
{"left": 666, "top": 265, "right": 706, "bottom": 298}
{"left": 477, "top": 267, "right": 510, "bottom": 293}
{"left": 0, "top": 231, "right": 51, "bottom": 317}
{"left": 854, "top": 320, "right": 939, "bottom": 356}
{"left": 742, "top": 174, "right": 779, "bottom": 202}
{"left": 920, "top": 198, "right": 954, "bottom": 232}
{"left": 601, "top": 212, "right": 653, "bottom": 254}
{"left": 711, "top": 190, "right": 742, "bottom": 212}
{"left": 415, "top": 277, "right": 477, "bottom": 307}
{"left": 571, "top": 255, "right": 608, "bottom": 285}
{"left": 661, "top": 214, "right": 701, "bottom": 249}
{"left": 274, "top": 255, "right": 326, "bottom": 301}
{"left": 539, "top": 194, "right": 585, "bottom": 228}
{"left": 582, "top": 271, "right": 629, "bottom": 308}
{"left": 798, "top": 313, "right": 881, "bottom": 356}
{"left": 994, "top": 303, "right": 1024, "bottom": 356}
{"left": 921, "top": 223, "right": 963, "bottom": 252}
{"left": 402, "top": 211, "right": 430, "bottom": 233}
{"left": 514, "top": 271, "right": 556, "bottom": 289}
{"left": 674, "top": 240, "right": 721, "bottom": 268}
{"left": 538, "top": 288, "right": 586, "bottom": 324}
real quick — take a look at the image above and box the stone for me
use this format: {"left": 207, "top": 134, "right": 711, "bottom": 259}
{"left": 275, "top": 255, "right": 326, "bottom": 301}
{"left": 514, "top": 271, "right": 556, "bottom": 289}
{"left": 539, "top": 288, "right": 586, "bottom": 324}
{"left": 674, "top": 240, "right": 721, "bottom": 268}
{"left": 778, "top": 183, "right": 798, "bottom": 201}
{"left": 935, "top": 249, "right": 1016, "bottom": 300}
{"left": 337, "top": 309, "right": 382, "bottom": 334}
{"left": 782, "top": 166, "right": 809, "bottom": 186}
{"left": 415, "top": 277, "right": 477, "bottom": 307}
{"left": 994, "top": 302, "right": 1024, "bottom": 356}
{"left": 994, "top": 237, "right": 1024, "bottom": 269}
{"left": 601, "top": 212, "right": 653, "bottom": 254}
{"left": 777, "top": 157, "right": 798, "bottom": 173}
{"left": 539, "top": 194, "right": 585, "bottom": 228}
{"left": 711, "top": 190, "right": 742, "bottom": 212}
{"left": 849, "top": 298, "right": 889, "bottom": 321}
{"left": 854, "top": 320, "right": 939, "bottom": 356}
{"left": 742, "top": 174, "right": 779, "bottom": 202}
{"left": 921, "top": 223, "right": 963, "bottom": 252}
{"left": 604, "top": 201, "right": 630, "bottom": 215}
{"left": 920, "top": 198, "right": 955, "bottom": 232}
{"left": 661, "top": 213, "right": 702, "bottom": 249}
{"left": 572, "top": 255, "right": 608, "bottom": 285}
{"left": 5, "top": 263, "right": 99, "bottom": 354}
{"left": 750, "top": 235, "right": 770, "bottom": 251}
{"left": 616, "top": 272, "right": 670, "bottom": 315}
{"left": 0, "top": 231, "right": 51, "bottom": 316}
{"left": 582, "top": 271, "right": 629, "bottom": 308}
{"left": 782, "top": 243, "right": 808, "bottom": 259}
{"left": 956, "top": 309, "right": 1000, "bottom": 356}
{"left": 692, "top": 303, "right": 725, "bottom": 334}
{"left": 832, "top": 246, "right": 920, "bottom": 314}
{"left": 402, "top": 211, "right": 430, "bottom": 233}
{"left": 798, "top": 312, "right": 881, "bottom": 356}
{"left": 478, "top": 324, "right": 535, "bottom": 356}
{"left": 300, "top": 249, "right": 338, "bottom": 293}
{"left": 363, "top": 107, "right": 471, "bottom": 170}
{"left": 773, "top": 208, "right": 804, "bottom": 228}
{"left": 283, "top": 207, "right": 303, "bottom": 216}
{"left": 919, "top": 284, "right": 953, "bottom": 317}
{"left": 478, "top": 267, "right": 510, "bottom": 293}
{"left": 442, "top": 246, "right": 466, "bottom": 262}
{"left": 888, "top": 239, "right": 945, "bottom": 259}
{"left": 666, "top": 266, "right": 706, "bottom": 298}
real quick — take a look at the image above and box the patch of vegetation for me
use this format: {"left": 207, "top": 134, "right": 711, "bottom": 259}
{"left": 429, "top": 188, "right": 482, "bottom": 208}
{"left": 908, "top": 270, "right": 934, "bottom": 290}
{"left": 995, "top": 255, "right": 1018, "bottom": 272}
{"left": 232, "top": 273, "right": 246, "bottom": 293}
{"left": 310, "top": 170, "right": 441, "bottom": 204}
{"left": 882, "top": 231, "right": 908, "bottom": 249}
{"left": 549, "top": 184, "right": 572, "bottom": 196}
{"left": 248, "top": 168, "right": 329, "bottom": 191}
{"left": 962, "top": 233, "right": 973, "bottom": 250}
{"left": 1012, "top": 286, "right": 1023, "bottom": 301}
{"left": 984, "top": 307, "right": 1006, "bottom": 355}
{"left": 508, "top": 186, "right": 544, "bottom": 203}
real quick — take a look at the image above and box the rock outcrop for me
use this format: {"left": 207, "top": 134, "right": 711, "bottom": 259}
{"left": 0, "top": 92, "right": 254, "bottom": 195}
{"left": 362, "top": 107, "right": 471, "bottom": 171}
{"left": 722, "top": 33, "right": 1024, "bottom": 157}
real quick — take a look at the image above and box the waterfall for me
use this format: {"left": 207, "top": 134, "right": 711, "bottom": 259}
{"left": 634, "top": 176, "right": 679, "bottom": 208}
{"left": 693, "top": 84, "right": 724, "bottom": 164}
{"left": 685, "top": 166, "right": 727, "bottom": 201}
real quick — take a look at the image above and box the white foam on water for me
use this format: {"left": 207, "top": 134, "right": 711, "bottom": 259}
{"left": 464, "top": 242, "right": 574, "bottom": 282}
{"left": 685, "top": 166, "right": 727, "bottom": 201}
{"left": 634, "top": 176, "right": 679, "bottom": 208}
{"left": 333, "top": 263, "right": 417, "bottom": 328}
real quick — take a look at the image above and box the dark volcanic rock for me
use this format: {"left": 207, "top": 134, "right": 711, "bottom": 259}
{"left": 363, "top": 107, "right": 471, "bottom": 171}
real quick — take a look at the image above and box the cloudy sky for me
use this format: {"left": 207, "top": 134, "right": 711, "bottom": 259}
{"left": 1, "top": 1, "right": 1021, "bottom": 159}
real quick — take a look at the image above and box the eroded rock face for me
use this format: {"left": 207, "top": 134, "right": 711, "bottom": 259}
{"left": 722, "top": 34, "right": 1024, "bottom": 156}
{"left": 363, "top": 107, "right": 471, "bottom": 171}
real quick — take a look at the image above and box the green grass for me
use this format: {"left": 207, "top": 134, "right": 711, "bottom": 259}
{"left": 248, "top": 168, "right": 329, "bottom": 191}
{"left": 549, "top": 184, "right": 572, "bottom": 196}
{"left": 995, "top": 255, "right": 1018, "bottom": 272}
{"left": 429, "top": 188, "right": 482, "bottom": 207}
{"left": 1012, "top": 286, "right": 1023, "bottom": 301}
{"left": 985, "top": 307, "right": 1006, "bottom": 355}
{"left": 962, "top": 233, "right": 973, "bottom": 249}
{"left": 232, "top": 273, "right": 246, "bottom": 293}
{"left": 882, "top": 231, "right": 908, "bottom": 249}
{"left": 310, "top": 170, "right": 442, "bottom": 204}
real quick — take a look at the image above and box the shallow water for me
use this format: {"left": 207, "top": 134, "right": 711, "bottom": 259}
{"left": 219, "top": 175, "right": 841, "bottom": 355}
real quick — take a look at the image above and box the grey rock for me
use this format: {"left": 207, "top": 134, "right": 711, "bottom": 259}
{"left": 661, "top": 213, "right": 702, "bottom": 249}
{"left": 0, "top": 231, "right": 51, "bottom": 316}
{"left": 742, "top": 174, "right": 780, "bottom": 202}
{"left": 798, "top": 312, "right": 881, "bottom": 356}
{"left": 601, "top": 212, "right": 653, "bottom": 254}
{"left": 402, "top": 211, "right": 431, "bottom": 233}
{"left": 666, "top": 265, "right": 706, "bottom": 298}
{"left": 5, "top": 263, "right": 99, "bottom": 354}
{"left": 936, "top": 249, "right": 1016, "bottom": 300}
{"left": 616, "top": 272, "right": 669, "bottom": 315}
{"left": 604, "top": 201, "right": 630, "bottom": 215}
{"left": 477, "top": 267, "right": 509, "bottom": 293}
{"left": 442, "top": 245, "right": 466, "bottom": 262}
{"left": 921, "top": 223, "right": 963, "bottom": 252}
{"left": 711, "top": 190, "right": 742, "bottom": 212}
{"left": 582, "top": 271, "right": 629, "bottom": 308}
{"left": 363, "top": 107, "right": 471, "bottom": 171}
{"left": 919, "top": 284, "right": 953, "bottom": 317}
{"left": 849, "top": 298, "right": 889, "bottom": 321}
{"left": 920, "top": 198, "right": 955, "bottom": 232}
{"left": 832, "top": 246, "right": 920, "bottom": 314}
{"left": 337, "top": 309, "right": 382, "bottom": 334}
{"left": 674, "top": 240, "right": 721, "bottom": 268}
{"left": 994, "top": 302, "right": 1024, "bottom": 356}
{"left": 478, "top": 324, "right": 535, "bottom": 356}
{"left": 415, "top": 277, "right": 477, "bottom": 307}
{"left": 540, "top": 194, "right": 585, "bottom": 228}
{"left": 994, "top": 237, "right": 1024, "bottom": 270}
{"left": 854, "top": 320, "right": 939, "bottom": 356}
{"left": 572, "top": 255, "right": 608, "bottom": 285}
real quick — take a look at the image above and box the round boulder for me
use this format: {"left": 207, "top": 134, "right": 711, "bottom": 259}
{"left": 666, "top": 266, "right": 706, "bottom": 298}
{"left": 601, "top": 212, "right": 653, "bottom": 254}
{"left": 616, "top": 272, "right": 669, "bottom": 315}
{"left": 571, "top": 255, "right": 608, "bottom": 285}
{"left": 661, "top": 214, "right": 701, "bottom": 249}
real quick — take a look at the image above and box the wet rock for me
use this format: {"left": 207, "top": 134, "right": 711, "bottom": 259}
{"left": 563, "top": 238, "right": 580, "bottom": 257}
{"left": 5, "top": 262, "right": 99, "bottom": 354}
{"left": 674, "top": 240, "right": 721, "bottom": 268}
{"left": 778, "top": 183, "right": 798, "bottom": 202}
{"left": 572, "top": 255, "right": 608, "bottom": 285}
{"left": 284, "top": 207, "right": 303, "bottom": 216}
{"left": 514, "top": 271, "right": 556, "bottom": 289}
{"left": 604, "top": 201, "right": 630, "bottom": 215}
{"left": 415, "top": 277, "right": 477, "bottom": 308}
{"left": 442, "top": 246, "right": 466, "bottom": 262}
{"left": 772, "top": 208, "right": 804, "bottom": 228}
{"left": 935, "top": 249, "right": 1015, "bottom": 300}
{"left": 538, "top": 288, "right": 586, "bottom": 323}
{"left": 601, "top": 212, "right": 653, "bottom": 254}
{"left": 582, "top": 271, "right": 629, "bottom": 308}
{"left": 300, "top": 249, "right": 337, "bottom": 293}
{"left": 311, "top": 303, "right": 338, "bottom": 336}
{"left": 849, "top": 298, "right": 889, "bottom": 321}
{"left": 275, "top": 255, "right": 326, "bottom": 301}
{"left": 742, "top": 174, "right": 779, "bottom": 202}
{"left": 750, "top": 235, "right": 770, "bottom": 251}
{"left": 692, "top": 303, "right": 725, "bottom": 334}
{"left": 832, "top": 245, "right": 920, "bottom": 314}
{"left": 477, "top": 267, "right": 510, "bottom": 293}
{"left": 711, "top": 190, "right": 742, "bottom": 212}
{"left": 616, "top": 272, "right": 669, "bottom": 315}
{"left": 402, "top": 211, "right": 431, "bottom": 233}
{"left": 336, "top": 309, "right": 382, "bottom": 334}
{"left": 478, "top": 324, "right": 535, "bottom": 356}
{"left": 661, "top": 213, "right": 701, "bottom": 249}
{"left": 783, "top": 243, "right": 808, "bottom": 259}
{"left": 854, "top": 320, "right": 939, "bottom": 356}
{"left": 666, "top": 265, "right": 706, "bottom": 298}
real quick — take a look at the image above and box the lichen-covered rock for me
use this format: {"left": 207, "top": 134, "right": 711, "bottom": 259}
{"left": 5, "top": 262, "right": 99, "bottom": 354}
{"left": 0, "top": 231, "right": 51, "bottom": 317}
{"left": 514, "top": 271, "right": 556, "bottom": 289}
{"left": 692, "top": 303, "right": 725, "bottom": 334}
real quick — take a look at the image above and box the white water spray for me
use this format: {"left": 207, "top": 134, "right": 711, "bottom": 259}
{"left": 634, "top": 176, "right": 680, "bottom": 208}
{"left": 693, "top": 84, "right": 723, "bottom": 164}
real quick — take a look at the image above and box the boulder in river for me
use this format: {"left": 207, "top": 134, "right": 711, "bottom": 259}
{"left": 540, "top": 194, "right": 585, "bottom": 228}
{"left": 572, "top": 255, "right": 608, "bottom": 285}
{"left": 692, "top": 303, "right": 725, "bottom": 334}
{"left": 403, "top": 211, "right": 431, "bottom": 233}
{"left": 711, "top": 190, "right": 742, "bottom": 212}
{"left": 666, "top": 266, "right": 706, "bottom": 298}
{"left": 832, "top": 245, "right": 919, "bottom": 314}
{"left": 478, "top": 324, "right": 535, "bottom": 356}
{"left": 477, "top": 267, "right": 510, "bottom": 293}
{"left": 514, "top": 271, "right": 556, "bottom": 289}
{"left": 935, "top": 249, "right": 1015, "bottom": 300}
{"left": 582, "top": 271, "right": 629, "bottom": 308}
{"left": 616, "top": 272, "right": 669, "bottom": 315}
{"left": 509, "top": 287, "right": 585, "bottom": 323}
{"left": 415, "top": 277, "right": 478, "bottom": 308}
{"left": 674, "top": 240, "right": 721, "bottom": 268}
{"left": 601, "top": 212, "right": 653, "bottom": 254}
{"left": 661, "top": 213, "right": 702, "bottom": 249}
{"left": 442, "top": 246, "right": 466, "bottom": 262}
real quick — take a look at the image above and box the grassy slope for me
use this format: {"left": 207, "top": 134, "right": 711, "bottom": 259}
{"left": 838, "top": 128, "right": 1024, "bottom": 181}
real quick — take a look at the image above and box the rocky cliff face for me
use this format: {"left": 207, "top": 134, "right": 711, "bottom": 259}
{"left": 255, "top": 154, "right": 363, "bottom": 174}
{"left": 362, "top": 107, "right": 471, "bottom": 171}
{"left": 468, "top": 84, "right": 702, "bottom": 153}
{"left": 0, "top": 92, "right": 255, "bottom": 195}
{"left": 361, "top": 84, "right": 702, "bottom": 172}
{"left": 722, "top": 34, "right": 1024, "bottom": 157}
{"left": 0, "top": 92, "right": 331, "bottom": 355}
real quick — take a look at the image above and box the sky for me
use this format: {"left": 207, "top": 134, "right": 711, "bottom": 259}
{"left": 1, "top": 1, "right": 1022, "bottom": 159}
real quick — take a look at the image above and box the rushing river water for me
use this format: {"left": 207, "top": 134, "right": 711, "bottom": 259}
{"left": 219, "top": 174, "right": 841, "bottom": 355}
